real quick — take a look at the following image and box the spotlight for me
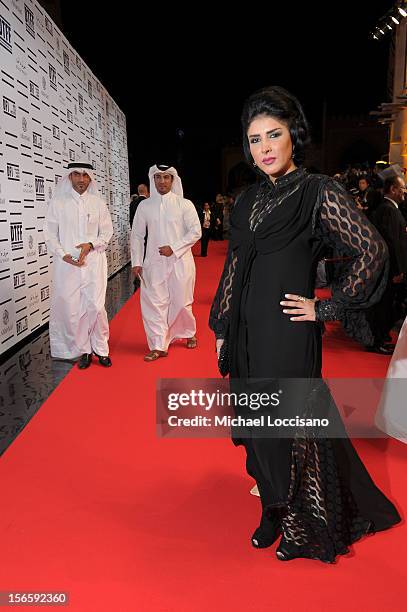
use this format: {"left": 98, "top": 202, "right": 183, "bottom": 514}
{"left": 398, "top": 7, "right": 407, "bottom": 18}
{"left": 379, "top": 28, "right": 385, "bottom": 34}
{"left": 386, "top": 23, "right": 392, "bottom": 29}
{"left": 391, "top": 16, "right": 400, "bottom": 24}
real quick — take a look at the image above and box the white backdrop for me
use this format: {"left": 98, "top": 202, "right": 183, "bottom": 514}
{"left": 0, "top": 0, "right": 130, "bottom": 355}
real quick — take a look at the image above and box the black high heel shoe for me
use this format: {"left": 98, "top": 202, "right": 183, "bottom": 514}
{"left": 276, "top": 536, "right": 335, "bottom": 563}
{"left": 275, "top": 537, "right": 296, "bottom": 560}
{"left": 251, "top": 509, "right": 282, "bottom": 549}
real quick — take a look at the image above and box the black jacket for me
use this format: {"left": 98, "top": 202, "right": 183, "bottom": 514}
{"left": 371, "top": 197, "right": 407, "bottom": 276}
{"left": 129, "top": 195, "right": 147, "bottom": 228}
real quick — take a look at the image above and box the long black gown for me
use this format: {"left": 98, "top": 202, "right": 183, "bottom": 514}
{"left": 209, "top": 168, "right": 401, "bottom": 563}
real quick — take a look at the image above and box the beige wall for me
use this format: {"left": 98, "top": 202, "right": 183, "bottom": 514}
{"left": 389, "top": 20, "right": 407, "bottom": 169}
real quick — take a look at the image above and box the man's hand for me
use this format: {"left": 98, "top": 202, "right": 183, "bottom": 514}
{"left": 75, "top": 242, "right": 93, "bottom": 264}
{"left": 158, "top": 245, "right": 173, "bottom": 257}
{"left": 63, "top": 254, "right": 83, "bottom": 267}
{"left": 132, "top": 266, "right": 142, "bottom": 278}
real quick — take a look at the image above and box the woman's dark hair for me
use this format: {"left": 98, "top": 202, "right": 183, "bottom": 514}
{"left": 241, "top": 86, "right": 310, "bottom": 174}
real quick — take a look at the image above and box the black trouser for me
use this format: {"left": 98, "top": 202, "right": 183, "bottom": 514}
{"left": 367, "top": 281, "right": 396, "bottom": 345}
{"left": 201, "top": 228, "right": 210, "bottom": 256}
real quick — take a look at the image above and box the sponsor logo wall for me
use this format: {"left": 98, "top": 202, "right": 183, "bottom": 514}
{"left": 0, "top": 0, "right": 130, "bottom": 355}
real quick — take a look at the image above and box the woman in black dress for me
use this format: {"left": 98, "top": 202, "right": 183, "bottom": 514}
{"left": 209, "top": 86, "right": 401, "bottom": 563}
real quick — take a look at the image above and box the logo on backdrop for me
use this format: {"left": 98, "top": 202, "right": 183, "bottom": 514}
{"left": 45, "top": 16, "right": 53, "bottom": 35}
{"left": 35, "top": 176, "right": 45, "bottom": 201}
{"left": 3, "top": 309, "right": 9, "bottom": 326}
{"left": 10, "top": 222, "right": 23, "bottom": 251}
{"left": 24, "top": 3, "right": 35, "bottom": 38}
{"left": 0, "top": 14, "right": 12, "bottom": 53}
{"left": 16, "top": 315, "right": 28, "bottom": 336}
{"left": 7, "top": 163, "right": 20, "bottom": 181}
{"left": 41, "top": 286, "right": 50, "bottom": 301}
{"left": 0, "top": 246, "right": 10, "bottom": 265}
{"left": 29, "top": 80, "right": 39, "bottom": 100}
{"left": 27, "top": 235, "right": 36, "bottom": 259}
{"left": 29, "top": 290, "right": 39, "bottom": 309}
{"left": 1, "top": 307, "right": 13, "bottom": 338}
{"left": 23, "top": 176, "right": 34, "bottom": 195}
{"left": 13, "top": 271, "right": 26, "bottom": 289}
{"left": 49, "top": 64, "right": 57, "bottom": 91}
{"left": 38, "top": 242, "right": 47, "bottom": 257}
{"left": 3, "top": 96, "right": 16, "bottom": 118}
{"left": 63, "top": 50, "right": 70, "bottom": 75}
{"left": 33, "top": 132, "right": 42, "bottom": 149}
{"left": 21, "top": 116, "right": 29, "bottom": 140}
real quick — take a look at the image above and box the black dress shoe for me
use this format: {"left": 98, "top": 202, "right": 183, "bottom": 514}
{"left": 93, "top": 353, "right": 112, "bottom": 367}
{"left": 78, "top": 353, "right": 92, "bottom": 369}
{"left": 367, "top": 344, "right": 394, "bottom": 355}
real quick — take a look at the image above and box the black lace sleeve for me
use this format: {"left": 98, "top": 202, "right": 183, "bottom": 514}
{"left": 314, "top": 179, "right": 389, "bottom": 346}
{"left": 209, "top": 242, "right": 237, "bottom": 339}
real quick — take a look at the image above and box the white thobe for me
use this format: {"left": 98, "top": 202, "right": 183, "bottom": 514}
{"left": 44, "top": 188, "right": 113, "bottom": 359}
{"left": 130, "top": 191, "right": 201, "bottom": 351}
{"left": 375, "top": 316, "right": 407, "bottom": 443}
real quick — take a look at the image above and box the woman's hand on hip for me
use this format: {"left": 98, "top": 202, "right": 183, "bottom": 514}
{"left": 280, "top": 294, "right": 317, "bottom": 321}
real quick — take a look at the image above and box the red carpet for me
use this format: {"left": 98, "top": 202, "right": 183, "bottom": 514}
{"left": 0, "top": 242, "right": 405, "bottom": 611}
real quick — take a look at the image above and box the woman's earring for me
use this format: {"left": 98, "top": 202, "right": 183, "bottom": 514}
{"left": 253, "top": 161, "right": 257, "bottom": 167}
{"left": 291, "top": 147, "right": 296, "bottom": 159}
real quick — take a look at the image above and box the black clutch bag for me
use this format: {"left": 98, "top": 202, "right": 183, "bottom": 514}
{"left": 218, "top": 338, "right": 230, "bottom": 377}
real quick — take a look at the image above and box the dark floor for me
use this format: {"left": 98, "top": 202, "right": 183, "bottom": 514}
{"left": 0, "top": 265, "right": 134, "bottom": 456}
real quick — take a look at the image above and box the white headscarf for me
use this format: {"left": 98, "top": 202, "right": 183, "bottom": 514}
{"left": 148, "top": 164, "right": 183, "bottom": 198}
{"left": 53, "top": 161, "right": 101, "bottom": 198}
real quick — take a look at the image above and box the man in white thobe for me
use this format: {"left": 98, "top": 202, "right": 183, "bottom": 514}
{"left": 131, "top": 164, "right": 201, "bottom": 361}
{"left": 44, "top": 162, "right": 113, "bottom": 369}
